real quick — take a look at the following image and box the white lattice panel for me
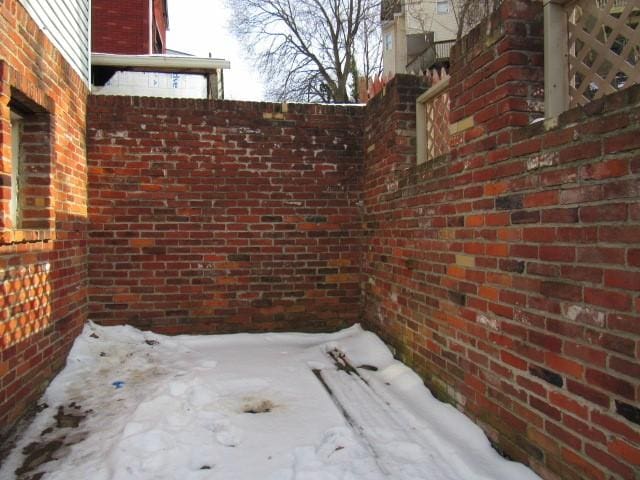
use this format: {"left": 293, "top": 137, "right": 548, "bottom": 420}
{"left": 567, "top": 0, "right": 640, "bottom": 107}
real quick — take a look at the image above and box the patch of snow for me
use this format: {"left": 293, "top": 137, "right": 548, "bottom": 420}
{"left": 0, "top": 322, "right": 540, "bottom": 480}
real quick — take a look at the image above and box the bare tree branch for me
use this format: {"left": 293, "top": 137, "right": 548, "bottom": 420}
{"left": 227, "top": 0, "right": 382, "bottom": 102}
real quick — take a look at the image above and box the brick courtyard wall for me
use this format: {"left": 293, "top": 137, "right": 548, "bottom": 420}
{"left": 362, "top": 1, "right": 640, "bottom": 479}
{"left": 0, "top": 3, "right": 89, "bottom": 437}
{"left": 87, "top": 97, "right": 363, "bottom": 334}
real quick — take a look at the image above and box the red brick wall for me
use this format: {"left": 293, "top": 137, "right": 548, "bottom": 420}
{"left": 362, "top": 1, "right": 639, "bottom": 479}
{"left": 92, "top": 0, "right": 150, "bottom": 55}
{"left": 87, "top": 97, "right": 363, "bottom": 334}
{"left": 0, "top": 1, "right": 89, "bottom": 437}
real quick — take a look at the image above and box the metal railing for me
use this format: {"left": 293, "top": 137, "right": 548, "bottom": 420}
{"left": 406, "top": 39, "right": 456, "bottom": 74}
{"left": 596, "top": 0, "right": 627, "bottom": 9}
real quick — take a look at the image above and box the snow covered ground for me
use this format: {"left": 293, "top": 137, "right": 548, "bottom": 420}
{"left": 0, "top": 323, "right": 541, "bottom": 480}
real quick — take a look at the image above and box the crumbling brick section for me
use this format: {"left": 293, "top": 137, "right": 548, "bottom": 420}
{"left": 363, "top": 1, "right": 639, "bottom": 479}
{"left": 87, "top": 97, "right": 364, "bottom": 334}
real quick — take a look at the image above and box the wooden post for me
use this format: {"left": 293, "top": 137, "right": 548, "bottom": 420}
{"left": 544, "top": 0, "right": 570, "bottom": 119}
{"left": 416, "top": 94, "right": 427, "bottom": 165}
{"left": 396, "top": 13, "right": 408, "bottom": 75}
{"left": 207, "top": 71, "right": 218, "bottom": 100}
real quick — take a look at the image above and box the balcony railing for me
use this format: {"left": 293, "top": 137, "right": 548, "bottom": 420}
{"left": 406, "top": 40, "right": 456, "bottom": 74}
{"left": 596, "top": 0, "right": 627, "bottom": 8}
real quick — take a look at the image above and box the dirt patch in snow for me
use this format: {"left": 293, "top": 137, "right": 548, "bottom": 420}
{"left": 16, "top": 439, "right": 64, "bottom": 480}
{"left": 242, "top": 399, "right": 276, "bottom": 414}
{"left": 54, "top": 404, "right": 88, "bottom": 429}
{"left": 15, "top": 404, "right": 91, "bottom": 480}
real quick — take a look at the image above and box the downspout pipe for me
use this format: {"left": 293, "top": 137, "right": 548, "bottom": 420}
{"left": 148, "top": 0, "right": 153, "bottom": 54}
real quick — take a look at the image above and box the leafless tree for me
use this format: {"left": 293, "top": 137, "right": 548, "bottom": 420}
{"left": 451, "top": 0, "right": 502, "bottom": 40}
{"left": 227, "top": 0, "right": 382, "bottom": 103}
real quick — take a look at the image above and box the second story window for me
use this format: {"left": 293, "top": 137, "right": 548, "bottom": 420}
{"left": 437, "top": 0, "right": 449, "bottom": 14}
{"left": 385, "top": 32, "right": 393, "bottom": 51}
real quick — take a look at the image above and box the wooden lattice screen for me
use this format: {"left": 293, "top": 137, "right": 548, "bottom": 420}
{"left": 425, "top": 87, "right": 450, "bottom": 161}
{"left": 417, "top": 70, "right": 451, "bottom": 164}
{"left": 566, "top": 0, "right": 640, "bottom": 107}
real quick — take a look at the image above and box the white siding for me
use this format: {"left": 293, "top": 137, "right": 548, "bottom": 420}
{"left": 19, "top": 0, "right": 90, "bottom": 84}
{"left": 93, "top": 72, "right": 208, "bottom": 99}
{"left": 404, "top": 0, "right": 457, "bottom": 41}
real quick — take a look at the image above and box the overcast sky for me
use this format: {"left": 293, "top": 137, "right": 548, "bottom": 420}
{"left": 165, "top": 0, "right": 265, "bottom": 101}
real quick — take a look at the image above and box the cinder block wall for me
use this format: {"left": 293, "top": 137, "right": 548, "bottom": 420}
{"left": 87, "top": 97, "right": 364, "bottom": 334}
{"left": 362, "top": 1, "right": 640, "bottom": 479}
{"left": 0, "top": 2, "right": 89, "bottom": 438}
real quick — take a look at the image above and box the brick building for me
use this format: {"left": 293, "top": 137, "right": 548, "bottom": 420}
{"left": 92, "top": 0, "right": 169, "bottom": 55}
{"left": 90, "top": 0, "right": 228, "bottom": 100}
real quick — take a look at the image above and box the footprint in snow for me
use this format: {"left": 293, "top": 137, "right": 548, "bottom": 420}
{"left": 211, "top": 419, "right": 243, "bottom": 447}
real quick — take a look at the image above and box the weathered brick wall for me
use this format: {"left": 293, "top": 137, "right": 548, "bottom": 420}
{"left": 0, "top": 1, "right": 89, "bottom": 437}
{"left": 363, "top": 1, "right": 639, "bottom": 479}
{"left": 7, "top": 0, "right": 632, "bottom": 475}
{"left": 92, "top": 0, "right": 150, "bottom": 55}
{"left": 87, "top": 97, "right": 363, "bottom": 334}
